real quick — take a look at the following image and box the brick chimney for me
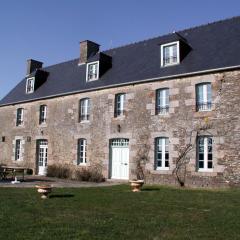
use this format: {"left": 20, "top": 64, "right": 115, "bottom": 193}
{"left": 79, "top": 40, "right": 100, "bottom": 65}
{"left": 26, "top": 59, "right": 43, "bottom": 75}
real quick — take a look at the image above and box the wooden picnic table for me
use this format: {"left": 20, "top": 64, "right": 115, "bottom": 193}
{"left": 0, "top": 166, "right": 28, "bottom": 181}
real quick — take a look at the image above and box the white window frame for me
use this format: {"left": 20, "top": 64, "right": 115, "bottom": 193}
{"left": 86, "top": 61, "right": 99, "bottom": 82}
{"left": 26, "top": 77, "right": 35, "bottom": 94}
{"left": 197, "top": 136, "right": 213, "bottom": 172}
{"left": 161, "top": 41, "right": 180, "bottom": 67}
{"left": 39, "top": 105, "right": 47, "bottom": 124}
{"left": 77, "top": 139, "right": 87, "bottom": 165}
{"left": 15, "top": 139, "right": 22, "bottom": 161}
{"left": 156, "top": 88, "right": 169, "bottom": 115}
{"left": 115, "top": 93, "right": 126, "bottom": 117}
{"left": 79, "top": 98, "right": 90, "bottom": 122}
{"left": 196, "top": 83, "right": 212, "bottom": 112}
{"left": 16, "top": 108, "right": 24, "bottom": 126}
{"left": 155, "top": 137, "right": 169, "bottom": 170}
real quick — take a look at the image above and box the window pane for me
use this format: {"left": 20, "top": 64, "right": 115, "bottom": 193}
{"left": 199, "top": 153, "right": 204, "bottom": 160}
{"left": 156, "top": 137, "right": 169, "bottom": 169}
{"left": 208, "top": 161, "right": 213, "bottom": 169}
{"left": 115, "top": 94, "right": 125, "bottom": 116}
{"left": 208, "top": 154, "right": 212, "bottom": 161}
{"left": 199, "top": 161, "right": 204, "bottom": 169}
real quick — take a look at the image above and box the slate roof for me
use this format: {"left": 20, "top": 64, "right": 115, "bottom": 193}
{"left": 1, "top": 16, "right": 240, "bottom": 106}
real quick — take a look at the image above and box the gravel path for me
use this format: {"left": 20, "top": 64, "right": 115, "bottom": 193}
{"left": 0, "top": 175, "right": 126, "bottom": 188}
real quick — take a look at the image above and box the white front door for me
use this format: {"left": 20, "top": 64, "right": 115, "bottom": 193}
{"left": 111, "top": 139, "right": 129, "bottom": 180}
{"left": 37, "top": 140, "right": 48, "bottom": 176}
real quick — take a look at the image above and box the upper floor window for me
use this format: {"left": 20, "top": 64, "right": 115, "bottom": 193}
{"left": 197, "top": 136, "right": 213, "bottom": 172}
{"left": 115, "top": 93, "right": 126, "bottom": 117}
{"left": 161, "top": 41, "right": 180, "bottom": 67}
{"left": 16, "top": 108, "right": 24, "bottom": 126}
{"left": 196, "top": 83, "right": 212, "bottom": 111}
{"left": 26, "top": 77, "right": 35, "bottom": 94}
{"left": 39, "top": 105, "right": 47, "bottom": 124}
{"left": 86, "top": 61, "right": 99, "bottom": 81}
{"left": 77, "top": 138, "right": 87, "bottom": 165}
{"left": 15, "top": 139, "right": 22, "bottom": 161}
{"left": 156, "top": 88, "right": 169, "bottom": 115}
{"left": 79, "top": 98, "right": 90, "bottom": 122}
{"left": 155, "top": 137, "right": 169, "bottom": 170}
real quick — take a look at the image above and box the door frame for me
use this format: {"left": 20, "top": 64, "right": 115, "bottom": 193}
{"left": 109, "top": 138, "right": 129, "bottom": 180}
{"left": 36, "top": 139, "right": 48, "bottom": 175}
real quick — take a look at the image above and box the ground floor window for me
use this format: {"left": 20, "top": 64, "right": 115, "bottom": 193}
{"left": 77, "top": 139, "right": 87, "bottom": 165}
{"left": 197, "top": 136, "right": 213, "bottom": 171}
{"left": 155, "top": 137, "right": 169, "bottom": 170}
{"left": 15, "top": 139, "right": 22, "bottom": 161}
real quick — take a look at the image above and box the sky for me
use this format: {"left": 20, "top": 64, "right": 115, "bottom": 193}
{"left": 0, "top": 0, "right": 239, "bottom": 99}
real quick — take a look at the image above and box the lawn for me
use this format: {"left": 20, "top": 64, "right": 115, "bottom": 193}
{"left": 0, "top": 185, "right": 239, "bottom": 240}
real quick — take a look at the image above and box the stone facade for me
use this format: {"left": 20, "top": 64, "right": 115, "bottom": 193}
{"left": 0, "top": 69, "right": 240, "bottom": 187}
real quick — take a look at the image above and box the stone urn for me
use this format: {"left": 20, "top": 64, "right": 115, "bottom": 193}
{"left": 129, "top": 180, "right": 144, "bottom": 192}
{"left": 36, "top": 185, "right": 52, "bottom": 199}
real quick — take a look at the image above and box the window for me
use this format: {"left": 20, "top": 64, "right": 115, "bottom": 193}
{"left": 15, "top": 139, "right": 22, "bottom": 161}
{"left": 115, "top": 93, "right": 126, "bottom": 117}
{"left": 16, "top": 108, "right": 24, "bottom": 126}
{"left": 197, "top": 136, "right": 213, "bottom": 171}
{"left": 39, "top": 105, "right": 47, "bottom": 124}
{"left": 79, "top": 98, "right": 90, "bottom": 122}
{"left": 155, "top": 137, "right": 169, "bottom": 170}
{"left": 26, "top": 77, "right": 35, "bottom": 94}
{"left": 161, "top": 41, "right": 180, "bottom": 67}
{"left": 77, "top": 139, "right": 87, "bottom": 165}
{"left": 156, "top": 88, "right": 169, "bottom": 114}
{"left": 196, "top": 83, "right": 212, "bottom": 111}
{"left": 86, "top": 61, "right": 99, "bottom": 81}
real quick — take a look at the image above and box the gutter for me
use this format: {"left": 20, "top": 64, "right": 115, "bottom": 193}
{"left": 1, "top": 64, "right": 240, "bottom": 107}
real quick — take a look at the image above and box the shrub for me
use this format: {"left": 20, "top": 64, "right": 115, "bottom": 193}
{"left": 47, "top": 164, "right": 72, "bottom": 179}
{"left": 47, "top": 164, "right": 105, "bottom": 182}
{"left": 75, "top": 168, "right": 105, "bottom": 183}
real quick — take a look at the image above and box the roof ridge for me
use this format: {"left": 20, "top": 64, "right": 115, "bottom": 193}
{"left": 103, "top": 15, "right": 240, "bottom": 52}
{"left": 44, "top": 15, "right": 240, "bottom": 69}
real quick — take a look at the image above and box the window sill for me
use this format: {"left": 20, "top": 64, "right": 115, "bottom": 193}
{"left": 156, "top": 167, "right": 170, "bottom": 171}
{"left": 192, "top": 170, "right": 217, "bottom": 177}
{"left": 197, "top": 109, "right": 212, "bottom": 112}
{"left": 151, "top": 169, "right": 171, "bottom": 175}
{"left": 15, "top": 124, "right": 25, "bottom": 128}
{"left": 161, "top": 62, "right": 180, "bottom": 68}
{"left": 77, "top": 163, "right": 87, "bottom": 166}
{"left": 198, "top": 169, "right": 213, "bottom": 173}
{"left": 79, "top": 120, "right": 90, "bottom": 124}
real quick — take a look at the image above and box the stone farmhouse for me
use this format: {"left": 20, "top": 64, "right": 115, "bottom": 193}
{"left": 0, "top": 16, "right": 240, "bottom": 187}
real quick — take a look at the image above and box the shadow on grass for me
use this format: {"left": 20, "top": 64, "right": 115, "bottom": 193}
{"left": 142, "top": 187, "right": 161, "bottom": 192}
{"left": 49, "top": 194, "right": 74, "bottom": 198}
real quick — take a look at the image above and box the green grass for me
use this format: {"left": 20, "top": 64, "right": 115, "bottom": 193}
{"left": 0, "top": 185, "right": 240, "bottom": 240}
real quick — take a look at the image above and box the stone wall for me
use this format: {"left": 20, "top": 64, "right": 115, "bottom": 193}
{"left": 0, "top": 70, "right": 240, "bottom": 187}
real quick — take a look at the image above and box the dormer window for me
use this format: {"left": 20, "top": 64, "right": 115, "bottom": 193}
{"left": 86, "top": 61, "right": 99, "bottom": 81}
{"left": 26, "top": 77, "right": 35, "bottom": 94}
{"left": 161, "top": 41, "right": 180, "bottom": 67}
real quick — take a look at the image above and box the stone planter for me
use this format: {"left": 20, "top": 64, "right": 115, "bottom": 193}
{"left": 129, "top": 180, "right": 144, "bottom": 192}
{"left": 36, "top": 185, "right": 52, "bottom": 199}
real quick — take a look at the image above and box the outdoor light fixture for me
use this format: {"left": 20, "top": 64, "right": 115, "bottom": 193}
{"left": 27, "top": 136, "right": 31, "bottom": 142}
{"left": 117, "top": 124, "right": 121, "bottom": 133}
{"left": 2, "top": 136, "right": 5, "bottom": 142}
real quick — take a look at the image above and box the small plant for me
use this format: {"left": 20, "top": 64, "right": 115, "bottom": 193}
{"left": 134, "top": 142, "right": 150, "bottom": 181}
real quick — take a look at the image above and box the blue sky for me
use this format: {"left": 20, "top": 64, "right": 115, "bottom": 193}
{"left": 0, "top": 0, "right": 239, "bottom": 99}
